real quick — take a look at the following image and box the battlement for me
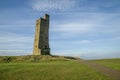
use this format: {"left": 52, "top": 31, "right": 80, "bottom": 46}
{"left": 36, "top": 14, "right": 49, "bottom": 25}
{"left": 44, "top": 14, "right": 49, "bottom": 19}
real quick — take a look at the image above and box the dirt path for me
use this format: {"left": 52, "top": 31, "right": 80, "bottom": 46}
{"left": 77, "top": 59, "right": 120, "bottom": 80}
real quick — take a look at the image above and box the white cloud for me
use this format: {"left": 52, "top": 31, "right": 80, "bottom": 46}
{"left": 50, "top": 22, "right": 95, "bottom": 39}
{"left": 50, "top": 13, "right": 120, "bottom": 40}
{"left": 0, "top": 32, "right": 34, "bottom": 43}
{"left": 0, "top": 50, "right": 31, "bottom": 56}
{"left": 0, "top": 36, "right": 33, "bottom": 43}
{"left": 72, "top": 40, "right": 92, "bottom": 44}
{"left": 52, "top": 49, "right": 120, "bottom": 60}
{"left": 79, "top": 51, "right": 120, "bottom": 60}
{"left": 52, "top": 23, "right": 94, "bottom": 32}
{"left": 94, "top": 36, "right": 120, "bottom": 42}
{"left": 0, "top": 32, "right": 34, "bottom": 52}
{"left": 69, "top": 36, "right": 120, "bottom": 46}
{"left": 32, "top": 0, "right": 78, "bottom": 11}
{"left": 31, "top": 0, "right": 120, "bottom": 12}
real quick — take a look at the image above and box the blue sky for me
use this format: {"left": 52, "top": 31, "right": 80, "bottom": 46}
{"left": 0, "top": 0, "right": 120, "bottom": 59}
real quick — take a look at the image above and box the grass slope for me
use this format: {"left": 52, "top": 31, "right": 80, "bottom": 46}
{"left": 91, "top": 58, "right": 120, "bottom": 70}
{"left": 0, "top": 60, "right": 111, "bottom": 80}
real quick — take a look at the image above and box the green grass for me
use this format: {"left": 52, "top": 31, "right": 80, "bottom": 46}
{"left": 91, "top": 58, "right": 120, "bottom": 70}
{"left": 0, "top": 60, "right": 111, "bottom": 80}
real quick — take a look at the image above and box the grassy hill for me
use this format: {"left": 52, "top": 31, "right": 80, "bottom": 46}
{"left": 0, "top": 56, "right": 117, "bottom": 80}
{"left": 90, "top": 58, "right": 120, "bottom": 70}
{"left": 0, "top": 61, "right": 111, "bottom": 80}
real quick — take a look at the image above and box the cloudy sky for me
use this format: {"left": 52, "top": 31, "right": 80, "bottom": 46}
{"left": 0, "top": 0, "right": 120, "bottom": 59}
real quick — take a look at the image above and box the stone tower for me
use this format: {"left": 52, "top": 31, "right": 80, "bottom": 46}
{"left": 33, "top": 14, "right": 50, "bottom": 55}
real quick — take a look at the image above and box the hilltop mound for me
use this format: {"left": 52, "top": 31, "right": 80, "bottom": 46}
{"left": 0, "top": 55, "right": 78, "bottom": 63}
